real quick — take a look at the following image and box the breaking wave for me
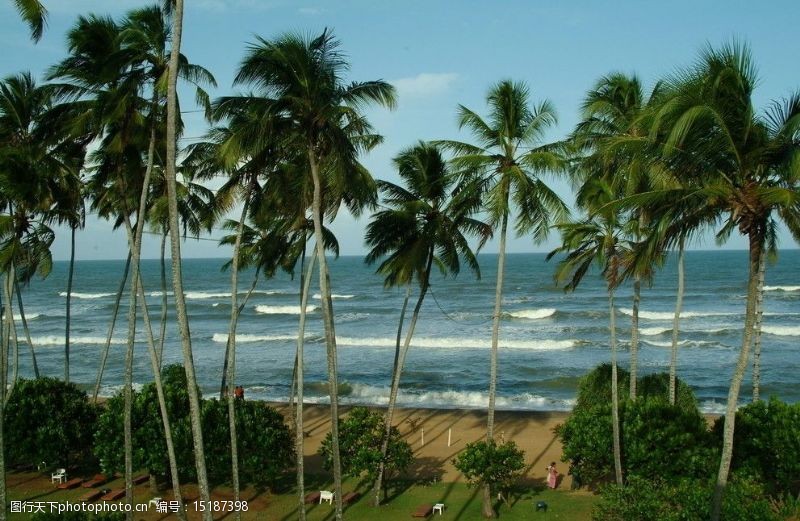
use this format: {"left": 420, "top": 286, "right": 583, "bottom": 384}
{"left": 254, "top": 305, "right": 318, "bottom": 315}
{"left": 507, "top": 308, "right": 557, "bottom": 320}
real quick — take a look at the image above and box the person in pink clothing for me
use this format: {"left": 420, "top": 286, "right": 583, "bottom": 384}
{"left": 546, "top": 462, "right": 559, "bottom": 489}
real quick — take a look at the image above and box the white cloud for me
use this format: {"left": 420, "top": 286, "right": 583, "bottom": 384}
{"left": 391, "top": 73, "right": 459, "bottom": 100}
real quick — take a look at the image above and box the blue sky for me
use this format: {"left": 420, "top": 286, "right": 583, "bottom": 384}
{"left": 1, "top": 0, "right": 798, "bottom": 260}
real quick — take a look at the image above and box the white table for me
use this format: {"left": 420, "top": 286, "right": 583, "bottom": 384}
{"left": 320, "top": 491, "right": 334, "bottom": 504}
{"left": 433, "top": 503, "right": 445, "bottom": 515}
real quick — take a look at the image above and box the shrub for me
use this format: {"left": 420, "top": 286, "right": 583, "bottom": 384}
{"left": 4, "top": 377, "right": 98, "bottom": 468}
{"left": 452, "top": 439, "right": 525, "bottom": 496}
{"left": 592, "top": 476, "right": 779, "bottom": 521}
{"left": 319, "top": 407, "right": 412, "bottom": 494}
{"left": 574, "top": 363, "right": 631, "bottom": 412}
{"left": 713, "top": 397, "right": 800, "bottom": 496}
{"left": 637, "top": 372, "right": 697, "bottom": 411}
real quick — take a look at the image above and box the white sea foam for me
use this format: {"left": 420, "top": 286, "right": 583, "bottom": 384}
{"left": 59, "top": 292, "right": 114, "bottom": 299}
{"left": 507, "top": 308, "right": 556, "bottom": 320}
{"left": 185, "top": 291, "right": 232, "bottom": 299}
{"left": 762, "top": 325, "right": 800, "bottom": 336}
{"left": 763, "top": 285, "right": 800, "bottom": 292}
{"left": 0, "top": 312, "right": 40, "bottom": 321}
{"left": 211, "top": 333, "right": 302, "bottom": 343}
{"left": 336, "top": 336, "right": 577, "bottom": 350}
{"left": 254, "top": 305, "right": 318, "bottom": 315}
{"left": 26, "top": 335, "right": 125, "bottom": 346}
{"left": 619, "top": 308, "right": 736, "bottom": 320}
{"left": 638, "top": 327, "right": 671, "bottom": 336}
{"left": 312, "top": 293, "right": 355, "bottom": 300}
{"left": 644, "top": 339, "right": 718, "bottom": 348}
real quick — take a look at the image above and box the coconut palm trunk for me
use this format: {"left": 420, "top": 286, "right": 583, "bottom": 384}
{"left": 295, "top": 250, "right": 317, "bottom": 521}
{"left": 14, "top": 281, "right": 38, "bottom": 378}
{"left": 710, "top": 232, "right": 763, "bottom": 521}
{"left": 289, "top": 240, "right": 307, "bottom": 420}
{"left": 751, "top": 248, "right": 766, "bottom": 402}
{"left": 93, "top": 252, "right": 131, "bottom": 403}
{"left": 158, "top": 232, "right": 168, "bottom": 366}
{"left": 64, "top": 225, "right": 75, "bottom": 383}
{"left": 131, "top": 269, "right": 186, "bottom": 521}
{"left": 669, "top": 239, "right": 685, "bottom": 405}
{"left": 223, "top": 197, "right": 252, "bottom": 519}
{"left": 608, "top": 287, "right": 623, "bottom": 486}
{"left": 629, "top": 276, "right": 641, "bottom": 399}
{"left": 373, "top": 253, "right": 433, "bottom": 506}
{"left": 8, "top": 297, "right": 19, "bottom": 399}
{"left": 307, "top": 149, "right": 344, "bottom": 520}
{"left": 0, "top": 271, "right": 10, "bottom": 520}
{"left": 165, "top": 1, "right": 213, "bottom": 515}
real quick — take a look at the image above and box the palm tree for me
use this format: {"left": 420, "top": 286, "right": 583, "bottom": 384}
{"left": 163, "top": 0, "right": 214, "bottom": 517}
{"left": 640, "top": 42, "right": 800, "bottom": 519}
{"left": 365, "top": 142, "right": 490, "bottom": 505}
{"left": 549, "top": 178, "right": 630, "bottom": 487}
{"left": 12, "top": 0, "right": 47, "bottom": 41}
{"left": 232, "top": 30, "right": 395, "bottom": 519}
{"left": 437, "top": 79, "right": 566, "bottom": 518}
{"left": 571, "top": 73, "right": 665, "bottom": 399}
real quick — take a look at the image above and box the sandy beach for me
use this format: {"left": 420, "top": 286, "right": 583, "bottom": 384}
{"left": 271, "top": 403, "right": 573, "bottom": 487}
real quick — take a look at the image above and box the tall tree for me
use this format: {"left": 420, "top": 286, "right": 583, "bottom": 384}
{"left": 639, "top": 42, "right": 800, "bottom": 519}
{"left": 232, "top": 30, "right": 395, "bottom": 519}
{"left": 438, "top": 80, "right": 566, "bottom": 518}
{"left": 365, "top": 142, "right": 490, "bottom": 505}
{"left": 549, "top": 178, "right": 631, "bottom": 487}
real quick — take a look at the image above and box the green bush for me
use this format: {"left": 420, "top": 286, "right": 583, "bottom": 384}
{"left": 319, "top": 407, "right": 412, "bottom": 493}
{"left": 452, "top": 439, "right": 525, "bottom": 496}
{"left": 4, "top": 378, "right": 98, "bottom": 468}
{"left": 713, "top": 397, "right": 800, "bottom": 496}
{"left": 557, "top": 365, "right": 711, "bottom": 488}
{"left": 94, "top": 364, "right": 292, "bottom": 487}
{"left": 592, "top": 476, "right": 779, "bottom": 521}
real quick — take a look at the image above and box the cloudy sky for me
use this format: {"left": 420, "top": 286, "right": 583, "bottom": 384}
{"left": 1, "top": 0, "right": 798, "bottom": 260}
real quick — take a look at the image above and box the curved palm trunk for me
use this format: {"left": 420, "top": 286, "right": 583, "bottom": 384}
{"left": 289, "top": 239, "right": 307, "bottom": 420}
{"left": 14, "top": 281, "right": 38, "bottom": 378}
{"left": 158, "top": 232, "right": 168, "bottom": 367}
{"left": 8, "top": 297, "right": 19, "bottom": 399}
{"left": 710, "top": 233, "right": 763, "bottom": 521}
{"left": 609, "top": 288, "right": 623, "bottom": 486}
{"left": 64, "top": 225, "right": 75, "bottom": 383}
{"left": 307, "top": 149, "right": 343, "bottom": 520}
{"left": 165, "top": 2, "right": 212, "bottom": 516}
{"left": 0, "top": 272, "right": 11, "bottom": 521}
{"left": 629, "top": 276, "right": 641, "bottom": 399}
{"left": 223, "top": 198, "right": 252, "bottom": 520}
{"left": 669, "top": 240, "right": 685, "bottom": 405}
{"left": 132, "top": 270, "right": 186, "bottom": 521}
{"left": 93, "top": 252, "right": 131, "bottom": 403}
{"left": 295, "top": 251, "right": 317, "bottom": 521}
{"left": 373, "top": 254, "right": 433, "bottom": 506}
{"left": 484, "top": 200, "right": 509, "bottom": 519}
{"left": 751, "top": 248, "right": 766, "bottom": 402}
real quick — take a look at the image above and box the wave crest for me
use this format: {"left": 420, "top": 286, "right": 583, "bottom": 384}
{"left": 507, "top": 308, "right": 556, "bottom": 320}
{"left": 254, "top": 305, "right": 318, "bottom": 315}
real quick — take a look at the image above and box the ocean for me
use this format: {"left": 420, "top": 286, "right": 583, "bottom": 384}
{"left": 7, "top": 250, "right": 799, "bottom": 413}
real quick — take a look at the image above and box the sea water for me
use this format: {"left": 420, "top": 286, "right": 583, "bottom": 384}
{"left": 8, "top": 251, "right": 799, "bottom": 413}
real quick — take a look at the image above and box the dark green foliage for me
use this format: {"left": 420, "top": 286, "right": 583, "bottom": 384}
{"left": 574, "top": 363, "right": 631, "bottom": 412}
{"left": 638, "top": 372, "right": 697, "bottom": 410}
{"left": 557, "top": 365, "right": 710, "bottom": 487}
{"left": 94, "top": 364, "right": 292, "bottom": 486}
{"left": 713, "top": 397, "right": 800, "bottom": 496}
{"left": 203, "top": 398, "right": 293, "bottom": 486}
{"left": 319, "top": 407, "right": 412, "bottom": 488}
{"left": 622, "top": 398, "right": 715, "bottom": 482}
{"left": 4, "top": 378, "right": 98, "bottom": 468}
{"left": 452, "top": 439, "right": 525, "bottom": 495}
{"left": 591, "top": 476, "right": 779, "bottom": 521}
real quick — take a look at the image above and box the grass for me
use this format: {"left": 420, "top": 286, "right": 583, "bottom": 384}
{"left": 6, "top": 470, "right": 597, "bottom": 520}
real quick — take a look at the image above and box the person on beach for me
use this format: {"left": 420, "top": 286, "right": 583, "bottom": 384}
{"left": 234, "top": 385, "right": 244, "bottom": 400}
{"left": 547, "top": 462, "right": 558, "bottom": 489}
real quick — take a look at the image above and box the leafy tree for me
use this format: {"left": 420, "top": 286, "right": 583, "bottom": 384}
{"left": 713, "top": 398, "right": 800, "bottom": 497}
{"left": 452, "top": 439, "right": 525, "bottom": 518}
{"left": 365, "top": 142, "right": 489, "bottom": 505}
{"left": 4, "top": 378, "right": 97, "bottom": 468}
{"left": 12, "top": 0, "right": 47, "bottom": 42}
{"left": 319, "top": 407, "right": 411, "bottom": 499}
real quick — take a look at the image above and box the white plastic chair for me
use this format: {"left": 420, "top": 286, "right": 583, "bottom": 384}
{"left": 51, "top": 468, "right": 66, "bottom": 484}
{"left": 433, "top": 503, "right": 445, "bottom": 515}
{"left": 320, "top": 490, "right": 334, "bottom": 504}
